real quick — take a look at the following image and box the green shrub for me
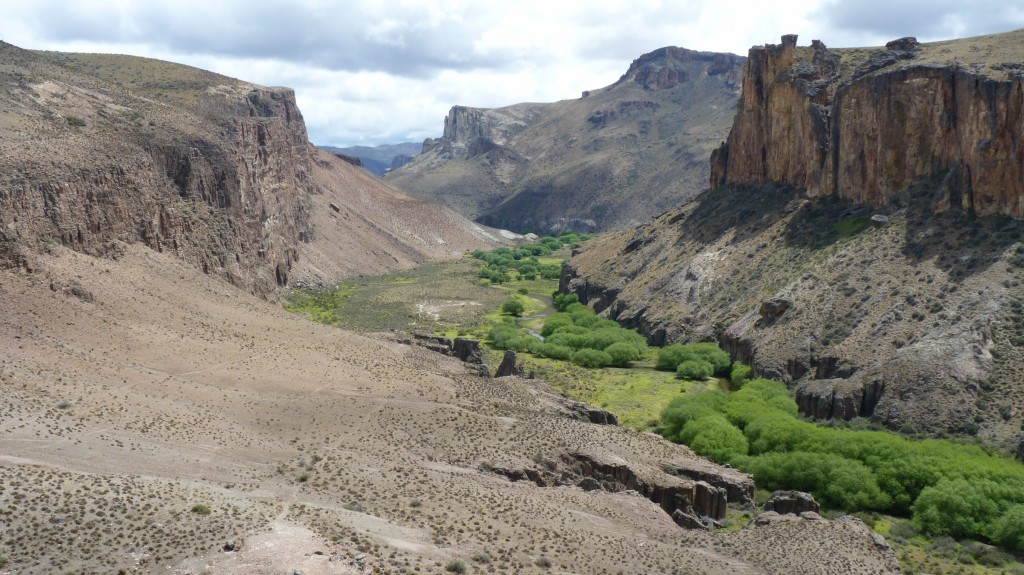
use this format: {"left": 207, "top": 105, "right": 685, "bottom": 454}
{"left": 572, "top": 348, "right": 612, "bottom": 368}
{"left": 679, "top": 414, "right": 748, "bottom": 463}
{"left": 991, "top": 505, "right": 1024, "bottom": 551}
{"left": 656, "top": 342, "right": 731, "bottom": 375}
{"left": 743, "top": 451, "right": 889, "bottom": 510}
{"left": 659, "top": 392, "right": 727, "bottom": 443}
{"left": 553, "top": 292, "right": 579, "bottom": 311}
{"left": 912, "top": 478, "right": 1000, "bottom": 539}
{"left": 676, "top": 359, "right": 713, "bottom": 380}
{"left": 604, "top": 342, "right": 641, "bottom": 366}
{"left": 535, "top": 343, "right": 573, "bottom": 361}
{"left": 540, "top": 313, "right": 574, "bottom": 337}
{"left": 190, "top": 503, "right": 211, "bottom": 515}
{"left": 730, "top": 362, "right": 752, "bottom": 389}
{"left": 502, "top": 298, "right": 525, "bottom": 317}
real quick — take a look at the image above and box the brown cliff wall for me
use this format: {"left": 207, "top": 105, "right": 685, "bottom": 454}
{"left": 711, "top": 34, "right": 1024, "bottom": 219}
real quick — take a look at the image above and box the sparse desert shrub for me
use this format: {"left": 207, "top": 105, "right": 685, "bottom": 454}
{"left": 535, "top": 556, "right": 552, "bottom": 568}
{"left": 445, "top": 559, "right": 467, "bottom": 573}
{"left": 190, "top": 504, "right": 211, "bottom": 515}
{"left": 66, "top": 116, "right": 86, "bottom": 127}
{"left": 471, "top": 551, "right": 491, "bottom": 563}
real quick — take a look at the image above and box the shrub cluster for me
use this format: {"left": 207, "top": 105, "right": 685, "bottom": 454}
{"left": 488, "top": 303, "right": 647, "bottom": 368}
{"left": 659, "top": 380, "right": 1024, "bottom": 549}
{"left": 656, "top": 343, "right": 732, "bottom": 380}
{"left": 470, "top": 233, "right": 591, "bottom": 284}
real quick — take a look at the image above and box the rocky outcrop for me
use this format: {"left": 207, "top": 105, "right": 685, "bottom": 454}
{"left": 794, "top": 378, "right": 885, "bottom": 420}
{"left": 711, "top": 32, "right": 1024, "bottom": 219}
{"left": 617, "top": 47, "right": 744, "bottom": 91}
{"left": 494, "top": 350, "right": 523, "bottom": 377}
{"left": 490, "top": 452, "right": 735, "bottom": 526}
{"left": 764, "top": 491, "right": 820, "bottom": 515}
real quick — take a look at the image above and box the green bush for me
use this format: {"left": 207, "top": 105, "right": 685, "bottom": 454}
{"left": 572, "top": 348, "right": 612, "bottom": 368}
{"left": 656, "top": 342, "right": 731, "bottom": 375}
{"left": 501, "top": 298, "right": 525, "bottom": 317}
{"left": 553, "top": 292, "right": 579, "bottom": 311}
{"left": 604, "top": 342, "right": 641, "bottom": 366}
{"left": 991, "top": 505, "right": 1024, "bottom": 551}
{"left": 730, "top": 362, "right": 752, "bottom": 389}
{"left": 535, "top": 343, "right": 573, "bottom": 361}
{"left": 540, "top": 313, "right": 574, "bottom": 337}
{"left": 659, "top": 392, "right": 727, "bottom": 443}
{"left": 679, "top": 414, "right": 748, "bottom": 464}
{"left": 676, "top": 359, "right": 713, "bottom": 380}
{"left": 913, "top": 478, "right": 1002, "bottom": 539}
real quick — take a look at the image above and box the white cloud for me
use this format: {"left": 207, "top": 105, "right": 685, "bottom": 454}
{"left": 1, "top": 0, "right": 1021, "bottom": 146}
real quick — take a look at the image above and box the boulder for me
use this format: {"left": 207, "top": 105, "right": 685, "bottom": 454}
{"left": 494, "top": 350, "right": 523, "bottom": 377}
{"left": 671, "top": 509, "right": 708, "bottom": 530}
{"left": 870, "top": 214, "right": 890, "bottom": 227}
{"left": 764, "top": 490, "right": 820, "bottom": 515}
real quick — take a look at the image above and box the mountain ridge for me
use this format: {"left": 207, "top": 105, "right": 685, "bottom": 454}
{"left": 386, "top": 45, "right": 745, "bottom": 233}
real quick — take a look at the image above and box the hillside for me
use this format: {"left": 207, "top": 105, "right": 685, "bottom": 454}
{"left": 385, "top": 47, "right": 744, "bottom": 233}
{"left": 563, "top": 30, "right": 1024, "bottom": 444}
{"left": 0, "top": 42, "right": 498, "bottom": 297}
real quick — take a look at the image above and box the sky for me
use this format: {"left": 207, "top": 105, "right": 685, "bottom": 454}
{"left": 2, "top": 1, "right": 1022, "bottom": 147}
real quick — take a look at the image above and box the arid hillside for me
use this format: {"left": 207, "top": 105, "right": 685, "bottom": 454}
{"left": 0, "top": 42, "right": 499, "bottom": 297}
{"left": 386, "top": 47, "right": 744, "bottom": 233}
{"left": 0, "top": 243, "right": 901, "bottom": 575}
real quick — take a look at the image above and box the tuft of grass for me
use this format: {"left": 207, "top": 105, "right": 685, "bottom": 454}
{"left": 190, "top": 503, "right": 211, "bottom": 515}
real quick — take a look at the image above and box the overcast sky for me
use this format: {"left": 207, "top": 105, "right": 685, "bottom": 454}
{"left": 2, "top": 1, "right": 1022, "bottom": 147}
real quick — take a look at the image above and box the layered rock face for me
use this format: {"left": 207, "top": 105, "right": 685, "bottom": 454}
{"left": 711, "top": 33, "right": 1024, "bottom": 219}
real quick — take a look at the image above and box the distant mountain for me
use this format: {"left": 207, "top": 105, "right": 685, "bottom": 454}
{"left": 320, "top": 142, "right": 422, "bottom": 176}
{"left": 385, "top": 47, "right": 744, "bottom": 233}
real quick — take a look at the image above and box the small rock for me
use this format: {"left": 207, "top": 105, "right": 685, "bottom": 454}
{"left": 578, "top": 477, "right": 602, "bottom": 491}
{"left": 758, "top": 298, "right": 791, "bottom": 321}
{"left": 764, "top": 490, "right": 820, "bottom": 515}
{"left": 870, "top": 214, "right": 890, "bottom": 227}
{"left": 671, "top": 509, "right": 709, "bottom": 530}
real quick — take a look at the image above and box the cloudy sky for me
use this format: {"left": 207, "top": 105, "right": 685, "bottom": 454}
{"left": 2, "top": 1, "right": 1022, "bottom": 147}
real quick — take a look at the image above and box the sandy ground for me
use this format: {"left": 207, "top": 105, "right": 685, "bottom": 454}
{"left": 0, "top": 245, "right": 901, "bottom": 575}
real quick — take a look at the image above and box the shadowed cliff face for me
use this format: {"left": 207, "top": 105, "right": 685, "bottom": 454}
{"left": 0, "top": 43, "right": 497, "bottom": 296}
{"left": 711, "top": 32, "right": 1024, "bottom": 219}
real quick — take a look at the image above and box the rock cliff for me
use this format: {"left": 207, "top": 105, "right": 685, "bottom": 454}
{"left": 386, "top": 46, "right": 744, "bottom": 232}
{"left": 711, "top": 31, "right": 1024, "bottom": 219}
{"left": 0, "top": 43, "right": 496, "bottom": 297}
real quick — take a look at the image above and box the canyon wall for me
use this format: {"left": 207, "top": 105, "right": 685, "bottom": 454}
{"left": 711, "top": 34, "right": 1024, "bottom": 219}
